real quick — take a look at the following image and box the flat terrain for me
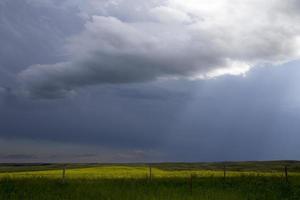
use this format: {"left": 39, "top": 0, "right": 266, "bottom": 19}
{"left": 0, "top": 161, "right": 300, "bottom": 199}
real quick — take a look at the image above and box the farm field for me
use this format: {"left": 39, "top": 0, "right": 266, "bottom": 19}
{"left": 0, "top": 161, "right": 300, "bottom": 200}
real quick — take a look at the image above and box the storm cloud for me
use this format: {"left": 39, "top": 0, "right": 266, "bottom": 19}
{"left": 18, "top": 0, "right": 300, "bottom": 98}
{"left": 1, "top": 0, "right": 300, "bottom": 163}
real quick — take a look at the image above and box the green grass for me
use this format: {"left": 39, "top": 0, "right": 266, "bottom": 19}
{"left": 0, "top": 161, "right": 300, "bottom": 199}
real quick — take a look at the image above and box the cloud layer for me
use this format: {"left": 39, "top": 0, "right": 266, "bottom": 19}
{"left": 19, "top": 0, "right": 300, "bottom": 98}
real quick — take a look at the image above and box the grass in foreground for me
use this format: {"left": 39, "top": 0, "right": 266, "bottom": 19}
{"left": 0, "top": 176, "right": 300, "bottom": 200}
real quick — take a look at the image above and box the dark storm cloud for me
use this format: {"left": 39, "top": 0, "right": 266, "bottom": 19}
{"left": 0, "top": 0, "right": 84, "bottom": 93}
{"left": 17, "top": 0, "right": 300, "bottom": 98}
{"left": 1, "top": 0, "right": 300, "bottom": 162}
{"left": 2, "top": 62, "right": 300, "bottom": 162}
{"left": 0, "top": 0, "right": 87, "bottom": 105}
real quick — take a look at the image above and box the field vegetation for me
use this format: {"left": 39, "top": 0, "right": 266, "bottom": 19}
{"left": 0, "top": 161, "right": 300, "bottom": 199}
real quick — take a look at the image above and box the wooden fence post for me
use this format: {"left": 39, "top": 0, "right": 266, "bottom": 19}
{"left": 284, "top": 165, "right": 288, "bottom": 183}
{"left": 189, "top": 174, "right": 193, "bottom": 195}
{"left": 62, "top": 165, "right": 66, "bottom": 183}
{"left": 149, "top": 165, "right": 152, "bottom": 181}
{"left": 223, "top": 164, "right": 226, "bottom": 180}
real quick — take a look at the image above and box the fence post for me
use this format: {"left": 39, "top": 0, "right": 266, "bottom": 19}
{"left": 189, "top": 174, "right": 193, "bottom": 195}
{"left": 223, "top": 164, "right": 226, "bottom": 180}
{"left": 62, "top": 165, "right": 66, "bottom": 183}
{"left": 149, "top": 165, "right": 152, "bottom": 181}
{"left": 284, "top": 165, "right": 288, "bottom": 183}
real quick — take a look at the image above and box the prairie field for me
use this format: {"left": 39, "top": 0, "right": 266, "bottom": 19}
{"left": 0, "top": 161, "right": 300, "bottom": 200}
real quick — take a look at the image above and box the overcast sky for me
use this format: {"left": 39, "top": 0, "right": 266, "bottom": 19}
{"left": 0, "top": 0, "right": 300, "bottom": 163}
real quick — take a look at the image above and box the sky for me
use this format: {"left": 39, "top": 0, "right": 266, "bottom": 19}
{"left": 0, "top": 0, "right": 300, "bottom": 163}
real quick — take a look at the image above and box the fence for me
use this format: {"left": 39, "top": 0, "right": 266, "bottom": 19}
{"left": 0, "top": 161, "right": 298, "bottom": 185}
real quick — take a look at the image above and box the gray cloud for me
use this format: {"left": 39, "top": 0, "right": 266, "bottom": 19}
{"left": 18, "top": 0, "right": 300, "bottom": 98}
{"left": 2, "top": 62, "right": 300, "bottom": 162}
{"left": 0, "top": 0, "right": 84, "bottom": 99}
{"left": 1, "top": 0, "right": 300, "bottom": 163}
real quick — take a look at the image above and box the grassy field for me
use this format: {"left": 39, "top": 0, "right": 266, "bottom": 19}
{"left": 0, "top": 161, "right": 300, "bottom": 199}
